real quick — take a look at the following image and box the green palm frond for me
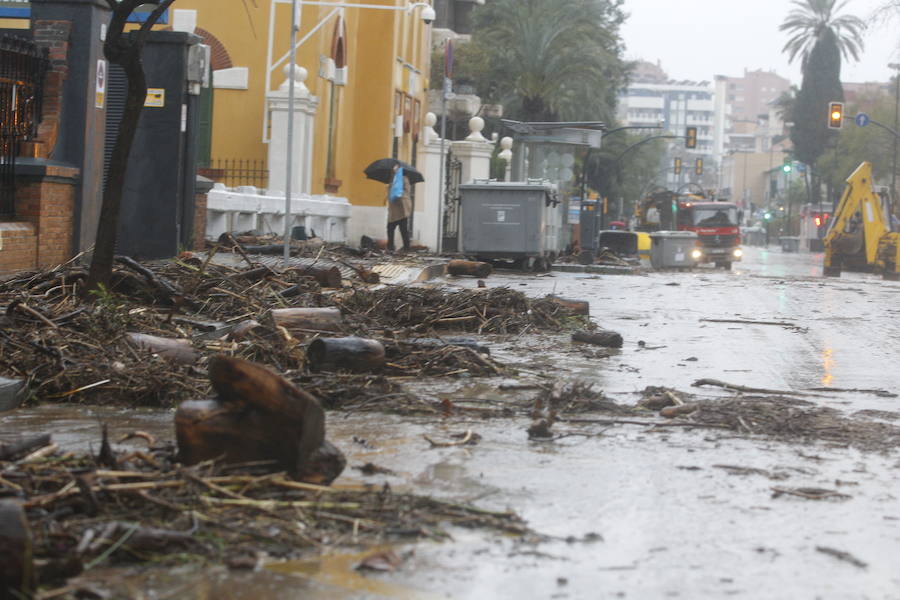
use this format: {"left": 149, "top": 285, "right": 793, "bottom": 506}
{"left": 779, "top": 0, "right": 866, "bottom": 65}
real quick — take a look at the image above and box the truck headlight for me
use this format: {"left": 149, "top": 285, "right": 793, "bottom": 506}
{"left": 691, "top": 249, "right": 703, "bottom": 260}
{"left": 733, "top": 248, "right": 743, "bottom": 258}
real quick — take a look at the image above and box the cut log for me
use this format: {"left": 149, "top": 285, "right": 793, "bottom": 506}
{"left": 126, "top": 333, "right": 199, "bottom": 365}
{"left": 271, "top": 307, "right": 342, "bottom": 332}
{"left": 0, "top": 377, "right": 27, "bottom": 413}
{"left": 572, "top": 329, "right": 623, "bottom": 348}
{"left": 285, "top": 265, "right": 342, "bottom": 288}
{"left": 548, "top": 295, "right": 590, "bottom": 316}
{"left": 660, "top": 404, "right": 699, "bottom": 418}
{"left": 447, "top": 259, "right": 493, "bottom": 278}
{"left": 307, "top": 337, "right": 386, "bottom": 373}
{"left": 0, "top": 500, "right": 34, "bottom": 599}
{"left": 176, "top": 356, "right": 342, "bottom": 484}
{"left": 0, "top": 434, "right": 51, "bottom": 461}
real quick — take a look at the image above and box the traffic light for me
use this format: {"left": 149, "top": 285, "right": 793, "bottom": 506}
{"left": 674, "top": 157, "right": 682, "bottom": 175}
{"left": 782, "top": 157, "right": 792, "bottom": 173}
{"left": 828, "top": 102, "right": 844, "bottom": 129}
{"left": 685, "top": 126, "right": 697, "bottom": 149}
{"left": 763, "top": 211, "right": 772, "bottom": 221}
{"left": 695, "top": 158, "right": 703, "bottom": 175}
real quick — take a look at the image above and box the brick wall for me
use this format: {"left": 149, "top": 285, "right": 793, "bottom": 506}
{"left": 0, "top": 223, "right": 38, "bottom": 272}
{"left": 0, "top": 164, "right": 78, "bottom": 275}
{"left": 15, "top": 165, "right": 78, "bottom": 269}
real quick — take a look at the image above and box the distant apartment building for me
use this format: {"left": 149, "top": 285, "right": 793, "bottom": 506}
{"left": 713, "top": 69, "right": 791, "bottom": 159}
{"left": 618, "top": 61, "right": 715, "bottom": 189}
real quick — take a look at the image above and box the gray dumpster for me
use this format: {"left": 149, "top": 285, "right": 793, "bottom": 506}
{"left": 780, "top": 236, "right": 801, "bottom": 252}
{"left": 459, "top": 181, "right": 561, "bottom": 264}
{"left": 649, "top": 231, "right": 699, "bottom": 269}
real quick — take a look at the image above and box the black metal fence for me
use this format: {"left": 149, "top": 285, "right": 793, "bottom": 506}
{"left": 198, "top": 158, "right": 269, "bottom": 189}
{"left": 0, "top": 34, "right": 48, "bottom": 218}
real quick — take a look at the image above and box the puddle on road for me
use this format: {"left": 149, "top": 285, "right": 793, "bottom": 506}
{"left": 269, "top": 546, "right": 445, "bottom": 600}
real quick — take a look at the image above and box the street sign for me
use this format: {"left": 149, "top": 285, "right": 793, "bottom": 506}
{"left": 855, "top": 113, "right": 870, "bottom": 127}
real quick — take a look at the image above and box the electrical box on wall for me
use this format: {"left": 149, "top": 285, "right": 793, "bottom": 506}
{"left": 104, "top": 31, "right": 203, "bottom": 260}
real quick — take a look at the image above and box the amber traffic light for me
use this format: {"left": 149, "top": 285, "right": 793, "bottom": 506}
{"left": 828, "top": 102, "right": 844, "bottom": 129}
{"left": 685, "top": 126, "right": 697, "bottom": 149}
{"left": 695, "top": 158, "right": 703, "bottom": 175}
{"left": 674, "top": 157, "right": 682, "bottom": 175}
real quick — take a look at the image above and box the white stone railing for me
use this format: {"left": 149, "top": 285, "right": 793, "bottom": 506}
{"left": 205, "top": 183, "right": 352, "bottom": 243}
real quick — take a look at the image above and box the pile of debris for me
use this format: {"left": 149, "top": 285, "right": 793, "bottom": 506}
{"left": 0, "top": 252, "right": 587, "bottom": 409}
{"left": 336, "top": 286, "right": 589, "bottom": 334}
{"left": 0, "top": 431, "right": 530, "bottom": 597}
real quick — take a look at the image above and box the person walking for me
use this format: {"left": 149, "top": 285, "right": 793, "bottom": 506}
{"left": 386, "top": 163, "right": 412, "bottom": 252}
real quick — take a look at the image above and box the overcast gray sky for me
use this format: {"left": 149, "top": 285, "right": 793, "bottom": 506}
{"left": 621, "top": 0, "right": 900, "bottom": 85}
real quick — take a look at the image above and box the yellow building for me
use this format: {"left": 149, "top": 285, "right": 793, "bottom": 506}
{"left": 174, "top": 0, "right": 433, "bottom": 239}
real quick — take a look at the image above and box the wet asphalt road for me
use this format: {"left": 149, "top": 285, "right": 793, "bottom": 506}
{"left": 6, "top": 246, "right": 900, "bottom": 599}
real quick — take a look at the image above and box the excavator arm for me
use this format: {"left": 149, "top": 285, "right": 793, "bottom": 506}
{"left": 823, "top": 162, "right": 899, "bottom": 278}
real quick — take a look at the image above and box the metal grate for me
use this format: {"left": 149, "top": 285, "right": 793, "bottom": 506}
{"left": 0, "top": 34, "right": 47, "bottom": 218}
{"left": 441, "top": 150, "right": 463, "bottom": 251}
{"left": 198, "top": 158, "right": 269, "bottom": 189}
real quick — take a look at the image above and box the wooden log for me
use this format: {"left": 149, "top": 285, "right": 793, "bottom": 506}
{"left": 307, "top": 337, "right": 386, "bottom": 373}
{"left": 126, "top": 333, "right": 199, "bottom": 365}
{"left": 572, "top": 329, "right": 623, "bottom": 348}
{"left": 285, "top": 265, "right": 342, "bottom": 288}
{"left": 0, "top": 434, "right": 51, "bottom": 461}
{"left": 548, "top": 295, "right": 590, "bottom": 316}
{"left": 447, "top": 259, "right": 493, "bottom": 278}
{"left": 176, "top": 356, "right": 342, "bottom": 484}
{"left": 403, "top": 337, "right": 491, "bottom": 355}
{"left": 660, "top": 404, "right": 699, "bottom": 418}
{"left": 0, "top": 500, "right": 34, "bottom": 599}
{"left": 271, "top": 307, "right": 342, "bottom": 332}
{"left": 0, "top": 377, "right": 27, "bottom": 413}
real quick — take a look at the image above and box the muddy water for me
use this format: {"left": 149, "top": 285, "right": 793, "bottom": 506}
{"left": 5, "top": 247, "right": 900, "bottom": 598}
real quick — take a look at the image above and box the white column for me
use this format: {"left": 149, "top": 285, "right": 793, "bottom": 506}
{"left": 416, "top": 112, "right": 443, "bottom": 250}
{"left": 498, "top": 136, "right": 513, "bottom": 182}
{"left": 267, "top": 65, "right": 320, "bottom": 195}
{"left": 451, "top": 117, "right": 494, "bottom": 184}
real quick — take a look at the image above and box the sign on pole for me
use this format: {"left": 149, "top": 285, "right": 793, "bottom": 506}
{"left": 95, "top": 59, "right": 107, "bottom": 109}
{"left": 855, "top": 113, "right": 870, "bottom": 127}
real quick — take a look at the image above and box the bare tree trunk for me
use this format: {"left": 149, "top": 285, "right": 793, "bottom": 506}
{"left": 85, "top": 0, "right": 177, "bottom": 293}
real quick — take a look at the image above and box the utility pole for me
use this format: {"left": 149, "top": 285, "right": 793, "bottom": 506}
{"left": 889, "top": 63, "right": 900, "bottom": 212}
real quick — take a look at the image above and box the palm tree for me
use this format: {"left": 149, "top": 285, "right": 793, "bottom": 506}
{"left": 463, "top": 0, "right": 627, "bottom": 123}
{"left": 780, "top": 0, "right": 866, "bottom": 65}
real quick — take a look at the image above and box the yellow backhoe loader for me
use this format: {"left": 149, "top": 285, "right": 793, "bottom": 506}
{"left": 823, "top": 162, "right": 900, "bottom": 279}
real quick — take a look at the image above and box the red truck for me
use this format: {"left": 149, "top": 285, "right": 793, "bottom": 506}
{"left": 676, "top": 200, "right": 743, "bottom": 269}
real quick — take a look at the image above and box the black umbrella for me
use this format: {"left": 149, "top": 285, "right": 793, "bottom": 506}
{"left": 363, "top": 158, "right": 424, "bottom": 185}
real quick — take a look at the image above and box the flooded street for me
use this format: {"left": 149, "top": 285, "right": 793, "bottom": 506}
{"left": 6, "top": 247, "right": 900, "bottom": 599}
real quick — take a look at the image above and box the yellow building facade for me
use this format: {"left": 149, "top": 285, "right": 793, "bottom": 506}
{"left": 175, "top": 0, "right": 432, "bottom": 229}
